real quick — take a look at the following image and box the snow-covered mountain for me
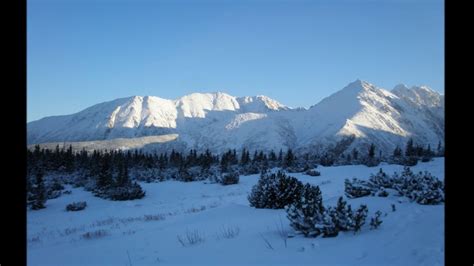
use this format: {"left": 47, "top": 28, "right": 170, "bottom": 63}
{"left": 27, "top": 80, "right": 444, "bottom": 155}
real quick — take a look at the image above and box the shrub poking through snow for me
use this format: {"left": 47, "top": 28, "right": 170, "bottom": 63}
{"left": 66, "top": 201, "right": 87, "bottom": 211}
{"left": 82, "top": 229, "right": 109, "bottom": 239}
{"left": 286, "top": 184, "right": 325, "bottom": 237}
{"left": 369, "top": 168, "right": 394, "bottom": 189}
{"left": 248, "top": 171, "right": 304, "bottom": 209}
{"left": 396, "top": 170, "right": 444, "bottom": 205}
{"left": 105, "top": 182, "right": 146, "bottom": 201}
{"left": 220, "top": 171, "right": 240, "bottom": 185}
{"left": 346, "top": 167, "right": 444, "bottom": 205}
{"left": 305, "top": 169, "right": 321, "bottom": 176}
{"left": 286, "top": 190, "right": 371, "bottom": 237}
{"left": 177, "top": 229, "right": 205, "bottom": 247}
{"left": 370, "top": 211, "right": 383, "bottom": 229}
{"left": 344, "top": 178, "right": 372, "bottom": 198}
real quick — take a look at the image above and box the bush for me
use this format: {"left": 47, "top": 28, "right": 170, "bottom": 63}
{"left": 305, "top": 169, "right": 321, "bottom": 176}
{"left": 346, "top": 167, "right": 444, "bottom": 205}
{"left": 66, "top": 201, "right": 87, "bottom": 211}
{"left": 421, "top": 156, "right": 432, "bottom": 162}
{"left": 287, "top": 191, "right": 371, "bottom": 238}
{"left": 177, "top": 229, "right": 205, "bottom": 247}
{"left": 368, "top": 169, "right": 393, "bottom": 189}
{"left": 377, "top": 189, "right": 389, "bottom": 197}
{"left": 328, "top": 197, "right": 354, "bottom": 232}
{"left": 107, "top": 182, "right": 146, "bottom": 201}
{"left": 395, "top": 169, "right": 444, "bottom": 205}
{"left": 82, "top": 229, "right": 109, "bottom": 240}
{"left": 344, "top": 178, "right": 372, "bottom": 198}
{"left": 286, "top": 184, "right": 326, "bottom": 237}
{"left": 220, "top": 171, "right": 239, "bottom": 185}
{"left": 248, "top": 171, "right": 304, "bottom": 209}
{"left": 370, "top": 211, "right": 383, "bottom": 229}
{"left": 95, "top": 182, "right": 146, "bottom": 201}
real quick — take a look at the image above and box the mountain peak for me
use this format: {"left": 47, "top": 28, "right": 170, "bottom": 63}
{"left": 344, "top": 79, "right": 376, "bottom": 92}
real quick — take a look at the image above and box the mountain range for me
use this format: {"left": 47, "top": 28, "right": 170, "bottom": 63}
{"left": 27, "top": 80, "right": 444, "bottom": 156}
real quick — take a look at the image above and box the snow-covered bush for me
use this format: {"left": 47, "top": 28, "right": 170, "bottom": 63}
{"left": 305, "top": 169, "right": 321, "bottom": 176}
{"left": 94, "top": 181, "right": 145, "bottom": 201}
{"left": 105, "top": 182, "right": 146, "bottom": 201}
{"left": 286, "top": 191, "right": 371, "bottom": 238}
{"left": 345, "top": 167, "right": 444, "bottom": 205}
{"left": 66, "top": 201, "right": 87, "bottom": 211}
{"left": 394, "top": 169, "right": 444, "bottom": 205}
{"left": 344, "top": 178, "right": 372, "bottom": 198}
{"left": 368, "top": 168, "right": 393, "bottom": 189}
{"left": 220, "top": 171, "right": 239, "bottom": 185}
{"left": 328, "top": 197, "right": 354, "bottom": 232}
{"left": 248, "top": 171, "right": 304, "bottom": 209}
{"left": 286, "top": 184, "right": 326, "bottom": 237}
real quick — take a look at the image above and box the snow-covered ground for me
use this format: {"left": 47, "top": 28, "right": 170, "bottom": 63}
{"left": 27, "top": 158, "right": 444, "bottom": 266}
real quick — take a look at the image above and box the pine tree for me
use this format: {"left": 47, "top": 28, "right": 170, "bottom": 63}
{"left": 96, "top": 154, "right": 113, "bottom": 190}
{"left": 405, "top": 138, "right": 414, "bottom": 157}
{"left": 31, "top": 169, "right": 46, "bottom": 210}
{"left": 368, "top": 143, "right": 375, "bottom": 158}
{"left": 284, "top": 149, "right": 295, "bottom": 168}
{"left": 286, "top": 184, "right": 325, "bottom": 237}
{"left": 393, "top": 146, "right": 402, "bottom": 157}
{"left": 436, "top": 141, "right": 444, "bottom": 156}
{"left": 352, "top": 148, "right": 359, "bottom": 161}
{"left": 329, "top": 197, "right": 354, "bottom": 231}
{"left": 353, "top": 205, "right": 368, "bottom": 233}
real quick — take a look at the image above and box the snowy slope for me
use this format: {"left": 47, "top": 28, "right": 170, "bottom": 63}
{"left": 27, "top": 158, "right": 444, "bottom": 265}
{"left": 27, "top": 80, "right": 444, "bottom": 155}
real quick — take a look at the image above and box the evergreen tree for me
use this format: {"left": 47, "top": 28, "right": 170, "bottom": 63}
{"left": 269, "top": 150, "right": 277, "bottom": 162}
{"left": 436, "top": 141, "right": 444, "bottom": 156}
{"left": 329, "top": 197, "right": 354, "bottom": 231}
{"left": 31, "top": 169, "right": 46, "bottom": 210}
{"left": 352, "top": 148, "right": 359, "bottom": 161}
{"left": 286, "top": 184, "right": 325, "bottom": 237}
{"left": 284, "top": 149, "right": 295, "bottom": 168}
{"left": 405, "top": 138, "right": 415, "bottom": 157}
{"left": 368, "top": 143, "right": 376, "bottom": 158}
{"left": 352, "top": 205, "right": 368, "bottom": 233}
{"left": 96, "top": 154, "right": 113, "bottom": 190}
{"left": 393, "top": 146, "right": 402, "bottom": 157}
{"left": 248, "top": 171, "right": 304, "bottom": 209}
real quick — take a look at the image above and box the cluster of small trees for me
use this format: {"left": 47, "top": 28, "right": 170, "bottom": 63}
{"left": 26, "top": 138, "right": 444, "bottom": 210}
{"left": 248, "top": 171, "right": 379, "bottom": 238}
{"left": 344, "top": 167, "right": 445, "bottom": 205}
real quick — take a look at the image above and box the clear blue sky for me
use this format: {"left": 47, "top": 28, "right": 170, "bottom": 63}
{"left": 27, "top": 0, "right": 444, "bottom": 122}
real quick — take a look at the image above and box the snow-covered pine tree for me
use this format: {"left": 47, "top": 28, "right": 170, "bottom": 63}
{"left": 352, "top": 205, "right": 368, "bottom": 233}
{"left": 31, "top": 169, "right": 46, "bottom": 210}
{"left": 285, "top": 184, "right": 325, "bottom": 237}
{"left": 329, "top": 196, "right": 354, "bottom": 232}
{"left": 368, "top": 168, "right": 393, "bottom": 191}
{"left": 249, "top": 171, "right": 304, "bottom": 209}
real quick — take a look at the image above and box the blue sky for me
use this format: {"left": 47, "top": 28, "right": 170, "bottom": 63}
{"left": 27, "top": 0, "right": 444, "bottom": 122}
